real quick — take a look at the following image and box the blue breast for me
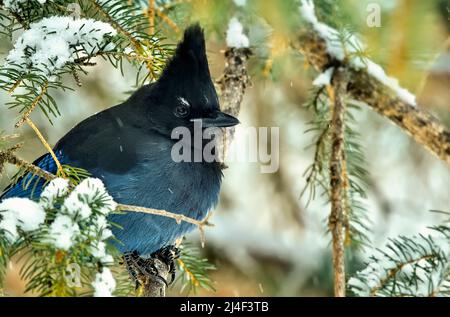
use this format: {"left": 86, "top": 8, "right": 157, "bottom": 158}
{"left": 90, "top": 140, "right": 222, "bottom": 255}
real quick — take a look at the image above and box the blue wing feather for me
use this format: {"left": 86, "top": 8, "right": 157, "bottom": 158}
{"left": 0, "top": 151, "right": 66, "bottom": 200}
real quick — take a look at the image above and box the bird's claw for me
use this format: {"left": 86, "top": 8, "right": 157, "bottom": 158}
{"left": 152, "top": 245, "right": 180, "bottom": 285}
{"left": 123, "top": 246, "right": 180, "bottom": 289}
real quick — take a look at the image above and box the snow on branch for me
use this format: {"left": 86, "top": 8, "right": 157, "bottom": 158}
{"left": 300, "top": 0, "right": 416, "bottom": 105}
{"left": 226, "top": 17, "right": 249, "bottom": 49}
{"left": 4, "top": 16, "right": 116, "bottom": 79}
{"left": 296, "top": 0, "right": 450, "bottom": 166}
{"left": 0, "top": 177, "right": 118, "bottom": 296}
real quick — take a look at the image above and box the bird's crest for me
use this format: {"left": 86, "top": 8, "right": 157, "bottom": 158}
{"left": 158, "top": 24, "right": 211, "bottom": 83}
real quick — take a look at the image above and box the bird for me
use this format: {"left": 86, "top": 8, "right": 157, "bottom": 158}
{"left": 0, "top": 24, "right": 239, "bottom": 284}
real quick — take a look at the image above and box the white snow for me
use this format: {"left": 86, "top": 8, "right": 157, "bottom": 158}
{"left": 92, "top": 268, "right": 116, "bottom": 297}
{"left": 0, "top": 198, "right": 46, "bottom": 242}
{"left": 123, "top": 47, "right": 135, "bottom": 55}
{"left": 233, "top": 0, "right": 246, "bottom": 6}
{"left": 90, "top": 241, "right": 114, "bottom": 264}
{"left": 67, "top": 178, "right": 117, "bottom": 216}
{"left": 91, "top": 215, "right": 113, "bottom": 240}
{"left": 365, "top": 60, "right": 417, "bottom": 106}
{"left": 312, "top": 67, "right": 334, "bottom": 87}
{"left": 226, "top": 17, "right": 250, "bottom": 48}
{"left": 73, "top": 178, "right": 106, "bottom": 197}
{"left": 0, "top": 210, "right": 19, "bottom": 243}
{"left": 47, "top": 214, "right": 80, "bottom": 250}
{"left": 4, "top": 16, "right": 116, "bottom": 79}
{"left": 40, "top": 178, "right": 70, "bottom": 209}
{"left": 299, "top": 0, "right": 417, "bottom": 106}
{"left": 62, "top": 193, "right": 92, "bottom": 220}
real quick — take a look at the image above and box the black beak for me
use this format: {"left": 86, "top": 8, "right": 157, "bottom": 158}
{"left": 191, "top": 111, "right": 240, "bottom": 128}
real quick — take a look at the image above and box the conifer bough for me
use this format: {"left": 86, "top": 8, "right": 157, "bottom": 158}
{"left": 295, "top": 30, "right": 450, "bottom": 166}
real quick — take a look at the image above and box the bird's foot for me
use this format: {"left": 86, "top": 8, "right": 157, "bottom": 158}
{"left": 123, "top": 246, "right": 180, "bottom": 290}
{"left": 123, "top": 250, "right": 168, "bottom": 290}
{"left": 152, "top": 245, "right": 180, "bottom": 285}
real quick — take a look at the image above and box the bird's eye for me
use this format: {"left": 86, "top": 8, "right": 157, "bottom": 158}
{"left": 174, "top": 104, "right": 190, "bottom": 118}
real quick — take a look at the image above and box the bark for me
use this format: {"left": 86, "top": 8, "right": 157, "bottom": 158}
{"left": 216, "top": 47, "right": 252, "bottom": 163}
{"left": 328, "top": 68, "right": 348, "bottom": 297}
{"left": 0, "top": 144, "right": 56, "bottom": 181}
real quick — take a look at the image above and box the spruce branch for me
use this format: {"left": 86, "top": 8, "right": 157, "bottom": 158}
{"left": 176, "top": 244, "right": 216, "bottom": 295}
{"left": 349, "top": 225, "right": 450, "bottom": 297}
{"left": 24, "top": 118, "right": 66, "bottom": 177}
{"left": 147, "top": 0, "right": 155, "bottom": 35}
{"left": 328, "top": 67, "right": 348, "bottom": 297}
{"left": 87, "top": 0, "right": 165, "bottom": 75}
{"left": 154, "top": 7, "right": 179, "bottom": 33}
{"left": 15, "top": 82, "right": 48, "bottom": 127}
{"left": 294, "top": 30, "right": 450, "bottom": 166}
{"left": 0, "top": 148, "right": 56, "bottom": 183}
{"left": 89, "top": 0, "right": 142, "bottom": 50}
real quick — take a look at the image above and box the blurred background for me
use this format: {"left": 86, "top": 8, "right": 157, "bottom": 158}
{"left": 1, "top": 0, "right": 449, "bottom": 296}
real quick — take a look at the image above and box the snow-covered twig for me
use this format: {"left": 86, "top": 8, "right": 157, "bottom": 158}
{"left": 0, "top": 177, "right": 118, "bottom": 296}
{"left": 4, "top": 16, "right": 116, "bottom": 79}
{"left": 295, "top": 0, "right": 450, "bottom": 166}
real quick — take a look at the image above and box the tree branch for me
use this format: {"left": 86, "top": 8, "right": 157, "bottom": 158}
{"left": 15, "top": 82, "right": 48, "bottom": 128}
{"left": 294, "top": 30, "right": 450, "bottom": 166}
{"left": 24, "top": 118, "right": 66, "bottom": 177}
{"left": 117, "top": 204, "right": 213, "bottom": 247}
{"left": 216, "top": 47, "right": 252, "bottom": 163}
{"left": 328, "top": 67, "right": 348, "bottom": 297}
{"left": 0, "top": 144, "right": 56, "bottom": 182}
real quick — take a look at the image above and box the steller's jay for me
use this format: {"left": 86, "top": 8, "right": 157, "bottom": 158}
{"left": 1, "top": 24, "right": 239, "bottom": 285}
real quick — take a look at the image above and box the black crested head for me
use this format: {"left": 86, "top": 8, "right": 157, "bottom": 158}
{"left": 136, "top": 24, "right": 239, "bottom": 137}
{"left": 159, "top": 23, "right": 211, "bottom": 84}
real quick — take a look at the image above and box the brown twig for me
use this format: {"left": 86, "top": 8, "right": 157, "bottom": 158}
{"left": 117, "top": 204, "right": 213, "bottom": 247}
{"left": 155, "top": 9, "right": 180, "bottom": 33}
{"left": 15, "top": 82, "right": 48, "bottom": 128}
{"left": 24, "top": 118, "right": 66, "bottom": 178}
{"left": 0, "top": 144, "right": 56, "bottom": 182}
{"left": 148, "top": 0, "right": 156, "bottom": 35}
{"left": 369, "top": 254, "right": 435, "bottom": 296}
{"left": 328, "top": 67, "right": 348, "bottom": 297}
{"left": 8, "top": 79, "right": 22, "bottom": 94}
{"left": 294, "top": 30, "right": 450, "bottom": 166}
